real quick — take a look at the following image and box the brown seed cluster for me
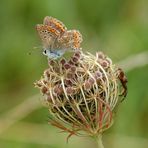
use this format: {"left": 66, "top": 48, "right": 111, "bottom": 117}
{"left": 35, "top": 51, "right": 127, "bottom": 137}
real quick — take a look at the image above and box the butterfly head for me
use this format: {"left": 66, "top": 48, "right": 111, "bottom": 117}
{"left": 43, "top": 49, "right": 65, "bottom": 60}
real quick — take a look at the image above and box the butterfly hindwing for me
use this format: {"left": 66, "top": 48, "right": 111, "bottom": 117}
{"left": 58, "top": 30, "right": 83, "bottom": 50}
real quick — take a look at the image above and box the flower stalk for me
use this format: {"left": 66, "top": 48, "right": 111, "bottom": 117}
{"left": 96, "top": 135, "right": 104, "bottom": 148}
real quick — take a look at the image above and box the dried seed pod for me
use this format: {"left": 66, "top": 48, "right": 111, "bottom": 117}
{"left": 74, "top": 51, "right": 81, "bottom": 58}
{"left": 70, "top": 66, "right": 76, "bottom": 73}
{"left": 72, "top": 56, "right": 79, "bottom": 63}
{"left": 64, "top": 63, "right": 71, "bottom": 69}
{"left": 100, "top": 60, "right": 109, "bottom": 68}
{"left": 84, "top": 80, "right": 92, "bottom": 90}
{"left": 41, "top": 86, "right": 48, "bottom": 94}
{"left": 66, "top": 72, "right": 75, "bottom": 79}
{"left": 64, "top": 79, "right": 73, "bottom": 86}
{"left": 88, "top": 77, "right": 95, "bottom": 85}
{"left": 94, "top": 70, "right": 102, "bottom": 79}
{"left": 66, "top": 87, "right": 76, "bottom": 95}
{"left": 53, "top": 84, "right": 63, "bottom": 95}
{"left": 96, "top": 51, "right": 105, "bottom": 59}
{"left": 60, "top": 58, "right": 66, "bottom": 65}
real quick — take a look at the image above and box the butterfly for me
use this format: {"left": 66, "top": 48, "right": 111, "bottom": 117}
{"left": 36, "top": 16, "right": 83, "bottom": 59}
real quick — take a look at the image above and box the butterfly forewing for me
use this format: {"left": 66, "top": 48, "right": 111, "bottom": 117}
{"left": 43, "top": 16, "right": 67, "bottom": 35}
{"left": 36, "top": 24, "right": 61, "bottom": 49}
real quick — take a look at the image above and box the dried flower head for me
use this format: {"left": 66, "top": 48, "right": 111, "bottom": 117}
{"left": 35, "top": 17, "right": 127, "bottom": 144}
{"left": 35, "top": 50, "right": 127, "bottom": 139}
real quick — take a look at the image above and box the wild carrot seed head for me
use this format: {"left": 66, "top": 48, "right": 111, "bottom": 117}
{"left": 35, "top": 50, "right": 127, "bottom": 137}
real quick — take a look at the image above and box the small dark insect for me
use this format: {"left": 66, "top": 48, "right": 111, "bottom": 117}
{"left": 117, "top": 68, "right": 128, "bottom": 101}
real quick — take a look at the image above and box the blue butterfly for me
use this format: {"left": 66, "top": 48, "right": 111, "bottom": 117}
{"left": 36, "top": 16, "right": 83, "bottom": 60}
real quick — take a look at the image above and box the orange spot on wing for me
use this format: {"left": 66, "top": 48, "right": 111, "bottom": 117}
{"left": 49, "top": 17, "right": 67, "bottom": 34}
{"left": 73, "top": 31, "right": 82, "bottom": 49}
{"left": 46, "top": 26, "right": 60, "bottom": 37}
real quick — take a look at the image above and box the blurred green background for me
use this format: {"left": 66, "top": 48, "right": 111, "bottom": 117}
{"left": 0, "top": 0, "right": 148, "bottom": 148}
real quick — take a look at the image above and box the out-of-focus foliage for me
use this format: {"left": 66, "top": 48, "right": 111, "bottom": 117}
{"left": 0, "top": 0, "right": 148, "bottom": 147}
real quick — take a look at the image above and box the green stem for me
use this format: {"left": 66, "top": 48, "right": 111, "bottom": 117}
{"left": 96, "top": 135, "right": 104, "bottom": 148}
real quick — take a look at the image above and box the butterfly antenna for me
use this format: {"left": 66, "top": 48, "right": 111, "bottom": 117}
{"left": 28, "top": 46, "right": 42, "bottom": 55}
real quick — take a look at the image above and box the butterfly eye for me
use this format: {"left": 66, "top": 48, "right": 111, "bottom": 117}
{"left": 43, "top": 49, "right": 47, "bottom": 55}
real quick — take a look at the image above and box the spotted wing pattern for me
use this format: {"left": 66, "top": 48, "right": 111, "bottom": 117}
{"left": 58, "top": 30, "right": 83, "bottom": 49}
